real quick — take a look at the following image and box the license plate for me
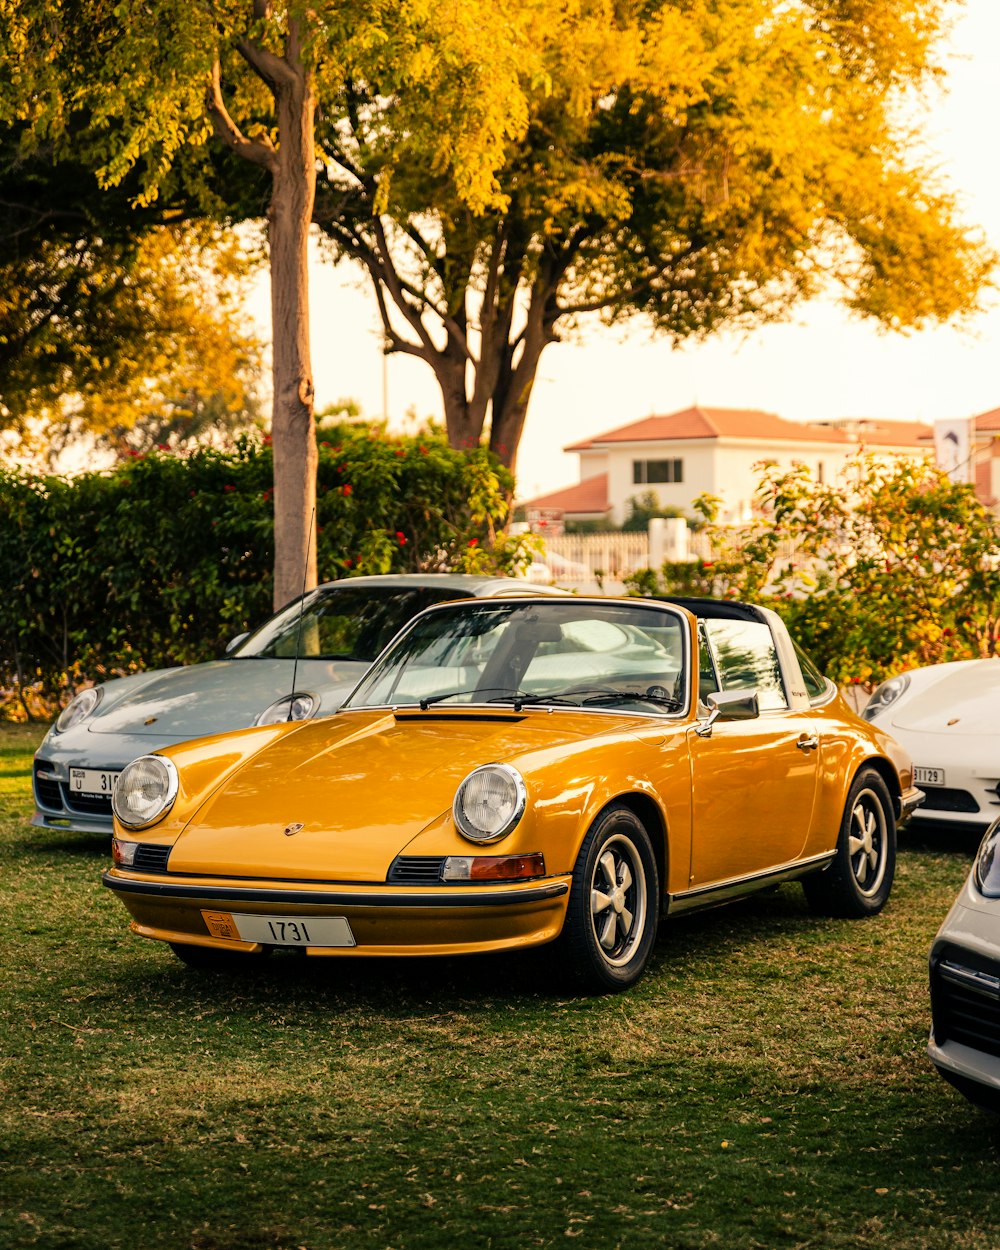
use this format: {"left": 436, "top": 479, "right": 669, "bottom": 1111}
{"left": 201, "top": 910, "right": 355, "bottom": 947}
{"left": 914, "top": 766, "right": 945, "bottom": 786}
{"left": 69, "top": 767, "right": 120, "bottom": 796}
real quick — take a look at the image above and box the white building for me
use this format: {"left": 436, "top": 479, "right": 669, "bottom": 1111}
{"left": 523, "top": 406, "right": 934, "bottom": 528}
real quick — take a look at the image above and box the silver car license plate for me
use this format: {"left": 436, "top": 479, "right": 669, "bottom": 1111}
{"left": 202, "top": 911, "right": 356, "bottom": 947}
{"left": 69, "top": 767, "right": 120, "bottom": 796}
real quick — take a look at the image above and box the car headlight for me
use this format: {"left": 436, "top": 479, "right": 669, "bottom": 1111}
{"left": 55, "top": 687, "right": 103, "bottom": 733}
{"left": 453, "top": 764, "right": 527, "bottom": 844}
{"left": 974, "top": 818, "right": 1000, "bottom": 897}
{"left": 861, "top": 673, "right": 910, "bottom": 722}
{"left": 112, "top": 755, "right": 179, "bottom": 830}
{"left": 254, "top": 693, "right": 316, "bottom": 726}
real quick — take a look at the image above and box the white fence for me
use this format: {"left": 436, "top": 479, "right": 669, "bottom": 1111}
{"left": 531, "top": 529, "right": 714, "bottom": 592}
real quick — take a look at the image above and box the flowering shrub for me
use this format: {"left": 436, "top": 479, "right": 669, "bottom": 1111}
{"left": 0, "top": 428, "right": 536, "bottom": 716}
{"left": 626, "top": 454, "right": 1000, "bottom": 687}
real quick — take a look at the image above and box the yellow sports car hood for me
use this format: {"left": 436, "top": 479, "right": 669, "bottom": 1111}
{"left": 168, "top": 707, "right": 622, "bottom": 882}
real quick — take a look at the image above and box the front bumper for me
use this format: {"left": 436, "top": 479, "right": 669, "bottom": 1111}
{"left": 900, "top": 785, "right": 925, "bottom": 823}
{"left": 102, "top": 868, "right": 572, "bottom": 957}
{"left": 33, "top": 756, "right": 116, "bottom": 834}
{"left": 928, "top": 888, "right": 1000, "bottom": 1113}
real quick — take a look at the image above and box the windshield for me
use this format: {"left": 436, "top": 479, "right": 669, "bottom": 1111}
{"left": 344, "top": 600, "right": 689, "bottom": 714}
{"left": 233, "top": 585, "right": 469, "bottom": 663}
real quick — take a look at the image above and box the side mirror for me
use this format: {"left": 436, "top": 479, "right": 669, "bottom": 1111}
{"left": 224, "top": 631, "right": 250, "bottom": 656}
{"left": 695, "top": 689, "right": 760, "bottom": 738}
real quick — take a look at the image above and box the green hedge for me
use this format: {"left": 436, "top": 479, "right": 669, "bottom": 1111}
{"left": 0, "top": 429, "right": 526, "bottom": 714}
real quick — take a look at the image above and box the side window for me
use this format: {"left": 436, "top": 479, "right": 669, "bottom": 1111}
{"left": 793, "top": 641, "right": 832, "bottom": 703}
{"left": 703, "top": 619, "right": 787, "bottom": 711}
{"left": 697, "top": 625, "right": 720, "bottom": 700}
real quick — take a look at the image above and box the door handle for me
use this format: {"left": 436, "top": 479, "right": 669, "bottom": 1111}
{"left": 796, "top": 734, "right": 819, "bottom": 752}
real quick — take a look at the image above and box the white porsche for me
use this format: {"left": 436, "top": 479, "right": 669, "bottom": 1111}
{"left": 863, "top": 659, "right": 1000, "bottom": 830}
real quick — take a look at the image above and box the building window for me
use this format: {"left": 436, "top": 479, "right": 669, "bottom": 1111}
{"left": 633, "top": 458, "right": 683, "bottom": 485}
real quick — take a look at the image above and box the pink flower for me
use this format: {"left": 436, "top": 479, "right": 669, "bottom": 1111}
{"left": 342, "top": 484, "right": 353, "bottom": 497}
{"left": 468, "top": 538, "right": 479, "bottom": 548}
{"left": 223, "top": 484, "right": 236, "bottom": 493}
{"left": 396, "top": 532, "right": 407, "bottom": 545}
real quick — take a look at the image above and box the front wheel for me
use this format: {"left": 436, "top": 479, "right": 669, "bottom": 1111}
{"left": 560, "top": 804, "right": 659, "bottom": 993}
{"left": 803, "top": 768, "right": 896, "bottom": 918}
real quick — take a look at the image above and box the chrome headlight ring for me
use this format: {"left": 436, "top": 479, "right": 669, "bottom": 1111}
{"left": 112, "top": 755, "right": 179, "bottom": 831}
{"left": 453, "top": 763, "right": 527, "bottom": 845}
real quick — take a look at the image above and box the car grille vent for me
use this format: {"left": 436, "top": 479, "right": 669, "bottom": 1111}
{"left": 33, "top": 763, "right": 62, "bottom": 809}
{"left": 65, "top": 790, "right": 114, "bottom": 815}
{"left": 388, "top": 856, "right": 446, "bottom": 883}
{"left": 919, "top": 788, "right": 980, "bottom": 814}
{"left": 132, "top": 844, "right": 172, "bottom": 873}
{"left": 935, "top": 957, "right": 1000, "bottom": 1059}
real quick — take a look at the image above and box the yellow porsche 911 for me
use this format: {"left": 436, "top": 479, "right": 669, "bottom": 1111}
{"left": 103, "top": 597, "right": 921, "bottom": 993}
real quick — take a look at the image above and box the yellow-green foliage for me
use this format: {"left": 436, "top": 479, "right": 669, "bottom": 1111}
{"left": 628, "top": 453, "right": 1000, "bottom": 686}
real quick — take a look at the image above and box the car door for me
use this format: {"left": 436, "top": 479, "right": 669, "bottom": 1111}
{"left": 687, "top": 618, "right": 820, "bottom": 888}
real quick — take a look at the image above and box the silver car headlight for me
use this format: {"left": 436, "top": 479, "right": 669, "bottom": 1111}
{"left": 254, "top": 693, "right": 317, "bottom": 726}
{"left": 861, "top": 673, "right": 911, "bottom": 722}
{"left": 453, "top": 764, "right": 527, "bottom": 844}
{"left": 112, "top": 755, "right": 179, "bottom": 830}
{"left": 974, "top": 818, "right": 1000, "bottom": 897}
{"left": 55, "top": 687, "right": 103, "bottom": 733}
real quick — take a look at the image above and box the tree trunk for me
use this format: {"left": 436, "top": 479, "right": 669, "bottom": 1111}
{"left": 269, "top": 75, "right": 318, "bottom": 611}
{"left": 488, "top": 282, "right": 557, "bottom": 472}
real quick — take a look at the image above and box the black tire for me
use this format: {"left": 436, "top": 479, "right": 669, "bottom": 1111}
{"left": 169, "top": 942, "right": 270, "bottom": 972}
{"left": 560, "top": 803, "right": 659, "bottom": 993}
{"left": 802, "top": 768, "right": 896, "bottom": 918}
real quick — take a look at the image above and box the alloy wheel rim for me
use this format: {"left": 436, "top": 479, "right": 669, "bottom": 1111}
{"left": 589, "top": 833, "right": 647, "bottom": 967}
{"left": 847, "top": 788, "right": 887, "bottom": 897}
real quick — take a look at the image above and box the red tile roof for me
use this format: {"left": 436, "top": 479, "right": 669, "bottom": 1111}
{"left": 521, "top": 474, "right": 609, "bottom": 514}
{"left": 565, "top": 405, "right": 932, "bottom": 451}
{"left": 974, "top": 407, "right": 1000, "bottom": 432}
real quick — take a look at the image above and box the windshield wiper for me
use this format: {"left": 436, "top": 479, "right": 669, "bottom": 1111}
{"left": 417, "top": 687, "right": 582, "bottom": 711}
{"left": 563, "top": 686, "right": 683, "bottom": 711}
{"left": 486, "top": 693, "right": 581, "bottom": 710}
{"left": 417, "top": 686, "right": 521, "bottom": 710}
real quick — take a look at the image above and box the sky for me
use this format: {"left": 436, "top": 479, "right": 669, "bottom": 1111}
{"left": 250, "top": 0, "right": 1000, "bottom": 502}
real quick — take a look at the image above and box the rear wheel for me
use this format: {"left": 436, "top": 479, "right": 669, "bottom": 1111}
{"left": 803, "top": 768, "right": 895, "bottom": 918}
{"left": 169, "top": 942, "right": 270, "bottom": 972}
{"left": 560, "top": 804, "right": 659, "bottom": 993}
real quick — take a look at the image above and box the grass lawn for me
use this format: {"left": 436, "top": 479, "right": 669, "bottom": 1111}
{"left": 2, "top": 721, "right": 998, "bottom": 1249}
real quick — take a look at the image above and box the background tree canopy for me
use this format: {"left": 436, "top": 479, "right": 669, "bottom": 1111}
{"left": 0, "top": 0, "right": 993, "bottom": 556}
{"left": 315, "top": 0, "right": 994, "bottom": 469}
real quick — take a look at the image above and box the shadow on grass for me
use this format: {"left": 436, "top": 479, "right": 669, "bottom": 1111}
{"left": 904, "top": 817, "right": 985, "bottom": 858}
{"left": 24, "top": 830, "right": 109, "bottom": 857}
{"left": 92, "top": 882, "right": 856, "bottom": 1025}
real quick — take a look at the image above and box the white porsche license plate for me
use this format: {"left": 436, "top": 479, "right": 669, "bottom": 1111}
{"left": 69, "top": 767, "right": 120, "bottom": 796}
{"left": 914, "top": 766, "right": 945, "bottom": 787}
{"left": 201, "top": 910, "right": 355, "bottom": 947}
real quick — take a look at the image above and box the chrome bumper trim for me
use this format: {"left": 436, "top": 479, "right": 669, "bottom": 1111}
{"left": 102, "top": 871, "right": 568, "bottom": 909}
{"left": 901, "top": 786, "right": 925, "bottom": 817}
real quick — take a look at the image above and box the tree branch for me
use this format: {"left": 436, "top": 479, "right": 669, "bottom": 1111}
{"left": 235, "top": 37, "right": 298, "bottom": 92}
{"left": 205, "top": 59, "right": 277, "bottom": 171}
